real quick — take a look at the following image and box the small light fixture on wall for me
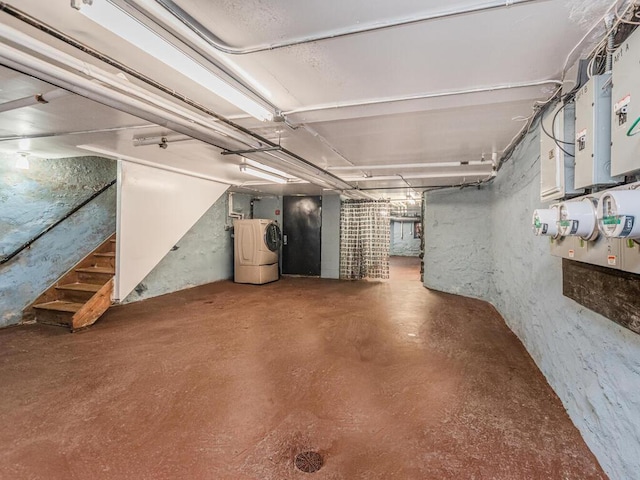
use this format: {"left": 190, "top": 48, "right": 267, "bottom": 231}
{"left": 15, "top": 152, "right": 29, "bottom": 170}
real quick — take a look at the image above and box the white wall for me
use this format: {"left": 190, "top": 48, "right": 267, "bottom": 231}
{"left": 123, "top": 193, "right": 250, "bottom": 302}
{"left": 423, "top": 123, "right": 640, "bottom": 480}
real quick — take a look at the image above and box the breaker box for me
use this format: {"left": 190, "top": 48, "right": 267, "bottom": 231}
{"left": 574, "top": 74, "right": 619, "bottom": 188}
{"left": 611, "top": 27, "right": 640, "bottom": 177}
{"left": 540, "top": 102, "right": 582, "bottom": 202}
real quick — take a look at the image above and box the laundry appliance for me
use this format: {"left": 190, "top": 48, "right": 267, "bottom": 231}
{"left": 233, "top": 219, "right": 282, "bottom": 284}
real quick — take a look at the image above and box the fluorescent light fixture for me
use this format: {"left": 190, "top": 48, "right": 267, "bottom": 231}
{"left": 244, "top": 159, "right": 291, "bottom": 179}
{"left": 239, "top": 165, "right": 287, "bottom": 184}
{"left": 15, "top": 153, "right": 29, "bottom": 170}
{"left": 76, "top": 0, "right": 274, "bottom": 121}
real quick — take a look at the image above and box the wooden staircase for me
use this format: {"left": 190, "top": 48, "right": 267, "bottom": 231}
{"left": 24, "top": 235, "right": 116, "bottom": 332}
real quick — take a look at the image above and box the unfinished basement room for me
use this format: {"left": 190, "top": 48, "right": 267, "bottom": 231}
{"left": 1, "top": 0, "right": 639, "bottom": 478}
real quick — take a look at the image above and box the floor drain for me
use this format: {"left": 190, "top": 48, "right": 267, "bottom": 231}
{"left": 294, "top": 451, "right": 323, "bottom": 473}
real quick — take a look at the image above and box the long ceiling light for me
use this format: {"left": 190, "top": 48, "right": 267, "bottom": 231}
{"left": 239, "top": 165, "right": 287, "bottom": 184}
{"left": 73, "top": 0, "right": 274, "bottom": 121}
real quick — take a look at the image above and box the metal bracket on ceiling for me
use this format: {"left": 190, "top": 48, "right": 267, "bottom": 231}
{"left": 220, "top": 146, "right": 282, "bottom": 156}
{"left": 70, "top": 0, "right": 92, "bottom": 11}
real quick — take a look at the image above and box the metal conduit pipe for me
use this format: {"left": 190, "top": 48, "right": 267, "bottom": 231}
{"left": 0, "top": 3, "right": 355, "bottom": 193}
{"left": 283, "top": 80, "right": 563, "bottom": 116}
{"left": 132, "top": 134, "right": 193, "bottom": 147}
{"left": 0, "top": 124, "right": 154, "bottom": 143}
{"left": 80, "top": 144, "right": 236, "bottom": 185}
{"left": 0, "top": 43, "right": 236, "bottom": 153}
{"left": 146, "top": 0, "right": 548, "bottom": 55}
{"left": 0, "top": 88, "right": 71, "bottom": 113}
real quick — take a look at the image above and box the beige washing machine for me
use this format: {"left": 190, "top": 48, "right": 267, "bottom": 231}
{"left": 234, "top": 219, "right": 282, "bottom": 284}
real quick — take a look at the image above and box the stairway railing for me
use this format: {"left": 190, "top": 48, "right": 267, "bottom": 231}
{"left": 0, "top": 179, "right": 117, "bottom": 265}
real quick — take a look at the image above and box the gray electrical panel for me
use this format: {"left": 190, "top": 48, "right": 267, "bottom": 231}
{"left": 540, "top": 102, "right": 582, "bottom": 202}
{"left": 574, "top": 74, "right": 619, "bottom": 188}
{"left": 611, "top": 27, "right": 640, "bottom": 177}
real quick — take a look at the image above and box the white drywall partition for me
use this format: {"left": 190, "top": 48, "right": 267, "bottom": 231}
{"left": 116, "top": 161, "right": 229, "bottom": 301}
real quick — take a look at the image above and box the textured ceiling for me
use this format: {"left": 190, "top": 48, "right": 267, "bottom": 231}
{"left": 0, "top": 0, "right": 620, "bottom": 199}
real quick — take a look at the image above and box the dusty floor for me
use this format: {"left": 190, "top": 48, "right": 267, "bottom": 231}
{"left": 0, "top": 257, "right": 605, "bottom": 479}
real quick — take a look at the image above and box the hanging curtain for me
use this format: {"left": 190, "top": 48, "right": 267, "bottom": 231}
{"left": 339, "top": 200, "right": 391, "bottom": 280}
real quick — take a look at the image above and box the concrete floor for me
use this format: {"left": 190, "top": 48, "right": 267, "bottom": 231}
{"left": 0, "top": 257, "right": 605, "bottom": 479}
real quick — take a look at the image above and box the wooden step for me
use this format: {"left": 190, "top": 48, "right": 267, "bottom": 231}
{"left": 33, "top": 300, "right": 84, "bottom": 312}
{"left": 33, "top": 301, "right": 83, "bottom": 327}
{"left": 93, "top": 251, "right": 116, "bottom": 268}
{"left": 55, "top": 282, "right": 102, "bottom": 302}
{"left": 76, "top": 266, "right": 115, "bottom": 284}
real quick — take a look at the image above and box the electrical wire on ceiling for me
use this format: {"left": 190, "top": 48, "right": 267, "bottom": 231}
{"left": 500, "top": 0, "right": 639, "bottom": 171}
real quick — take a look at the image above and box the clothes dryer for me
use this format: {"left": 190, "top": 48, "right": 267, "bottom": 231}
{"left": 233, "top": 219, "right": 281, "bottom": 284}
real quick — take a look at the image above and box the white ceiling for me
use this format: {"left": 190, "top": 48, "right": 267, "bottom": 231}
{"left": 0, "top": 0, "right": 619, "bottom": 199}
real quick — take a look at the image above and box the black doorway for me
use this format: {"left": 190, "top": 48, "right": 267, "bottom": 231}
{"left": 282, "top": 196, "right": 322, "bottom": 276}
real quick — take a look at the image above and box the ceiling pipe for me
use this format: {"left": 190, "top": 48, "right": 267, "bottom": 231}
{"left": 0, "top": 124, "right": 154, "bottom": 143}
{"left": 132, "top": 133, "right": 193, "bottom": 147}
{"left": 78, "top": 144, "right": 235, "bottom": 185}
{"left": 0, "top": 4, "right": 358, "bottom": 195}
{"left": 328, "top": 161, "right": 494, "bottom": 171}
{"left": 0, "top": 88, "right": 71, "bottom": 113}
{"left": 144, "top": 0, "right": 549, "bottom": 55}
{"left": 341, "top": 171, "right": 497, "bottom": 182}
{"left": 283, "top": 80, "right": 562, "bottom": 116}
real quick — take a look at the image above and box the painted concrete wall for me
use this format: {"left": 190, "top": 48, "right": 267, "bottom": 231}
{"left": 423, "top": 186, "right": 494, "bottom": 299}
{"left": 123, "top": 193, "right": 251, "bottom": 303}
{"left": 0, "top": 155, "right": 116, "bottom": 327}
{"left": 390, "top": 220, "right": 421, "bottom": 257}
{"left": 253, "top": 196, "right": 282, "bottom": 225}
{"left": 423, "top": 124, "right": 640, "bottom": 480}
{"left": 321, "top": 194, "right": 340, "bottom": 279}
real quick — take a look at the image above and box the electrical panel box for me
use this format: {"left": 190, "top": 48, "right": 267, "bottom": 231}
{"left": 540, "top": 102, "right": 582, "bottom": 202}
{"left": 574, "top": 74, "right": 618, "bottom": 188}
{"left": 611, "top": 27, "right": 640, "bottom": 176}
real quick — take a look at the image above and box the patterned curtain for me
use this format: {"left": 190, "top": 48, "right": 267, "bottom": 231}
{"left": 339, "top": 200, "right": 391, "bottom": 280}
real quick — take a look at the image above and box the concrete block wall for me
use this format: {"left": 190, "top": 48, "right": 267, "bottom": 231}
{"left": 423, "top": 123, "right": 640, "bottom": 480}
{"left": 0, "top": 156, "right": 117, "bottom": 327}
